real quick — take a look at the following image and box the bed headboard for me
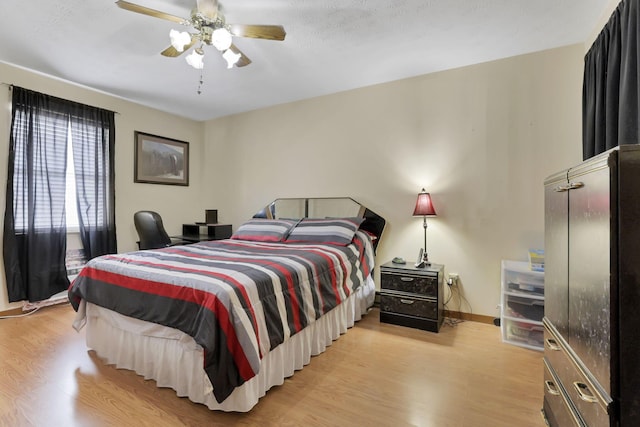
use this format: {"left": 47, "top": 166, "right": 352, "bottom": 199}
{"left": 253, "top": 197, "right": 386, "bottom": 251}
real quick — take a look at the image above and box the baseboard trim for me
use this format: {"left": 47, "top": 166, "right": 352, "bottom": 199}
{"left": 444, "top": 310, "right": 495, "bottom": 325}
{"left": 5, "top": 297, "right": 494, "bottom": 325}
{"left": 0, "top": 306, "right": 26, "bottom": 317}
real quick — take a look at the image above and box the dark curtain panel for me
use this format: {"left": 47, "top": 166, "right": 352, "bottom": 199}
{"left": 69, "top": 106, "right": 117, "bottom": 259}
{"left": 3, "top": 87, "right": 117, "bottom": 302}
{"left": 3, "top": 87, "right": 70, "bottom": 302}
{"left": 583, "top": 0, "right": 640, "bottom": 159}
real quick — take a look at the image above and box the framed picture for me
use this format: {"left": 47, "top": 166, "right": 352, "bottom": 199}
{"left": 414, "top": 248, "right": 424, "bottom": 268}
{"left": 134, "top": 131, "right": 189, "bottom": 186}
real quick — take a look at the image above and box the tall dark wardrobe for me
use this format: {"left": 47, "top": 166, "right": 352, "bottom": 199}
{"left": 542, "top": 145, "right": 640, "bottom": 426}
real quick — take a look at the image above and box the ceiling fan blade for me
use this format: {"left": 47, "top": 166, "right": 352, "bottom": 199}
{"left": 115, "top": 0, "right": 187, "bottom": 24}
{"left": 228, "top": 44, "right": 252, "bottom": 67}
{"left": 161, "top": 36, "right": 198, "bottom": 57}
{"left": 196, "top": 0, "right": 218, "bottom": 20}
{"left": 161, "top": 45, "right": 182, "bottom": 57}
{"left": 228, "top": 24, "right": 286, "bottom": 41}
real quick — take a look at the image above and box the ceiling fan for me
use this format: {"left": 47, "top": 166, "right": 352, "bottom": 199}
{"left": 115, "top": 0, "right": 286, "bottom": 69}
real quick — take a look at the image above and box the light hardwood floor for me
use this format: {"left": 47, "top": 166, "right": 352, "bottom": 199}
{"left": 0, "top": 303, "right": 544, "bottom": 427}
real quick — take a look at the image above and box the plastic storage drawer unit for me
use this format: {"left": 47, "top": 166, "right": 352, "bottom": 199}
{"left": 501, "top": 260, "right": 545, "bottom": 351}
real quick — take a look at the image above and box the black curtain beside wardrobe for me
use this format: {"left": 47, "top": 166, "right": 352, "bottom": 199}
{"left": 583, "top": 0, "right": 640, "bottom": 159}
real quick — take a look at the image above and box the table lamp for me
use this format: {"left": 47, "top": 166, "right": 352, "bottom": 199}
{"left": 413, "top": 188, "right": 437, "bottom": 267}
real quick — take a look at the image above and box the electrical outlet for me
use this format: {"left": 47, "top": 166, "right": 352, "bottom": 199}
{"left": 448, "top": 273, "right": 459, "bottom": 286}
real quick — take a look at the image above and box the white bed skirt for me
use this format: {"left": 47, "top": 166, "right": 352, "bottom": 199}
{"left": 79, "top": 275, "right": 375, "bottom": 412}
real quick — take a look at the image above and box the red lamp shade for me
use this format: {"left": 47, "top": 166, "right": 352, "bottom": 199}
{"left": 413, "top": 189, "right": 437, "bottom": 216}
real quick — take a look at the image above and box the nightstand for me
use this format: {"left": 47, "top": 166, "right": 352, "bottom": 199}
{"left": 379, "top": 261, "right": 444, "bottom": 332}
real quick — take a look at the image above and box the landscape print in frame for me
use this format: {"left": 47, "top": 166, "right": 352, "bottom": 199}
{"left": 134, "top": 131, "right": 189, "bottom": 186}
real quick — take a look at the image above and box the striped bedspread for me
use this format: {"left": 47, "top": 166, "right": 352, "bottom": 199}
{"left": 68, "top": 230, "right": 374, "bottom": 403}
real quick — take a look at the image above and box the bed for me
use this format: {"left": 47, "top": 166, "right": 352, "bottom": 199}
{"left": 69, "top": 197, "right": 385, "bottom": 412}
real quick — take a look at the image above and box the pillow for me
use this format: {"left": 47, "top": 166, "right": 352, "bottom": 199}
{"left": 231, "top": 219, "right": 297, "bottom": 242}
{"left": 285, "top": 217, "right": 365, "bottom": 246}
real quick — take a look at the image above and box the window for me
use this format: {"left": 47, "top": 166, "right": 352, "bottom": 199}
{"left": 11, "top": 107, "right": 68, "bottom": 232}
{"left": 12, "top": 114, "right": 85, "bottom": 232}
{"left": 65, "top": 128, "right": 79, "bottom": 231}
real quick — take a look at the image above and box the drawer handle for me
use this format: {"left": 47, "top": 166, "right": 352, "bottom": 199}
{"left": 400, "top": 277, "right": 414, "bottom": 282}
{"left": 544, "top": 380, "right": 560, "bottom": 396}
{"left": 573, "top": 382, "right": 598, "bottom": 404}
{"left": 400, "top": 299, "right": 415, "bottom": 305}
{"left": 545, "top": 338, "right": 561, "bottom": 351}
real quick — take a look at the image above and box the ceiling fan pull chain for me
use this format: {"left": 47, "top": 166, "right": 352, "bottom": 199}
{"left": 197, "top": 69, "right": 204, "bottom": 95}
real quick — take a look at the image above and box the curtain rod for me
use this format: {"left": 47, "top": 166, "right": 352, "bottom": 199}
{"left": 1, "top": 82, "right": 120, "bottom": 115}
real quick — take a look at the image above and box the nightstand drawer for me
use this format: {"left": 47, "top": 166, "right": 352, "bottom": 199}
{"left": 381, "top": 273, "right": 437, "bottom": 297}
{"left": 380, "top": 293, "right": 438, "bottom": 320}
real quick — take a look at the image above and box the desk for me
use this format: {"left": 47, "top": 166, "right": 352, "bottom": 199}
{"left": 179, "top": 223, "right": 232, "bottom": 242}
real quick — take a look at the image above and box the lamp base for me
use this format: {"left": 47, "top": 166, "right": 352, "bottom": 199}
{"left": 415, "top": 249, "right": 432, "bottom": 268}
{"left": 422, "top": 252, "right": 431, "bottom": 268}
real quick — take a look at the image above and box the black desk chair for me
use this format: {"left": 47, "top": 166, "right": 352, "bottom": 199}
{"left": 134, "top": 210, "right": 191, "bottom": 250}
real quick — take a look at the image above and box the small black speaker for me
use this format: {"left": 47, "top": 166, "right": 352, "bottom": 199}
{"left": 205, "top": 210, "right": 218, "bottom": 224}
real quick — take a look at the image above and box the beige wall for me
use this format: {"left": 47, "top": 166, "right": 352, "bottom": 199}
{"left": 0, "top": 43, "right": 585, "bottom": 316}
{"left": 0, "top": 63, "right": 211, "bottom": 311}
{"left": 205, "top": 44, "right": 584, "bottom": 317}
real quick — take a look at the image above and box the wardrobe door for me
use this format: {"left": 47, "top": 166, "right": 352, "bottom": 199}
{"left": 544, "top": 174, "right": 569, "bottom": 337}
{"left": 567, "top": 165, "right": 611, "bottom": 395}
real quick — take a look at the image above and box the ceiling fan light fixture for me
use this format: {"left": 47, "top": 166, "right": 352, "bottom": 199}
{"left": 211, "top": 28, "right": 233, "bottom": 51}
{"left": 185, "top": 49, "right": 204, "bottom": 69}
{"left": 169, "top": 29, "right": 192, "bottom": 52}
{"left": 222, "top": 49, "right": 241, "bottom": 69}
{"left": 116, "top": 0, "right": 285, "bottom": 71}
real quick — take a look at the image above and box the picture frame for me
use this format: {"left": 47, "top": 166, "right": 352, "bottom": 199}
{"left": 415, "top": 248, "right": 425, "bottom": 268}
{"left": 134, "top": 131, "right": 189, "bottom": 186}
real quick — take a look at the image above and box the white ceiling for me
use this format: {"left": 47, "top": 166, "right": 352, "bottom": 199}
{"left": 0, "top": 0, "right": 610, "bottom": 121}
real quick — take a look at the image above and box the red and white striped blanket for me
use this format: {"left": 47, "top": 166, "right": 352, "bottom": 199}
{"left": 68, "top": 231, "right": 374, "bottom": 402}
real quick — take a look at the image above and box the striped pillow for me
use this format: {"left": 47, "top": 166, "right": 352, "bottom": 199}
{"left": 231, "top": 219, "right": 297, "bottom": 242}
{"left": 285, "top": 218, "right": 364, "bottom": 246}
